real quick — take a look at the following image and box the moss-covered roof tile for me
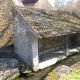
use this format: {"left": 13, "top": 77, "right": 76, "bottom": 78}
{"left": 16, "top": 7, "right": 80, "bottom": 38}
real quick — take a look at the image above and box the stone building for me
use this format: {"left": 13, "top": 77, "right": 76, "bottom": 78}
{"left": 0, "top": 0, "right": 80, "bottom": 71}
{"left": 13, "top": 5, "right": 80, "bottom": 71}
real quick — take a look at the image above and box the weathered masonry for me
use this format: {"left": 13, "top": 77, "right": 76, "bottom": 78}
{"left": 13, "top": 7, "right": 80, "bottom": 71}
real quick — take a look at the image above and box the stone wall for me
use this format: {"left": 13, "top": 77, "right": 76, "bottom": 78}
{"left": 38, "top": 36, "right": 67, "bottom": 55}
{"left": 0, "top": 58, "right": 19, "bottom": 80}
{"left": 38, "top": 33, "right": 80, "bottom": 56}
{"left": 38, "top": 35, "right": 75, "bottom": 58}
{"left": 13, "top": 8, "right": 39, "bottom": 71}
{"left": 0, "top": 0, "right": 13, "bottom": 49}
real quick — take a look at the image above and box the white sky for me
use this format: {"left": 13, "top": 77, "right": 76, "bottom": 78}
{"left": 47, "top": 0, "right": 77, "bottom": 7}
{"left": 47, "top": 0, "right": 55, "bottom": 7}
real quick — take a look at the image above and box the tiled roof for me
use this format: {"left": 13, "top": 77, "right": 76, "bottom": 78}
{"left": 16, "top": 7, "right": 80, "bottom": 38}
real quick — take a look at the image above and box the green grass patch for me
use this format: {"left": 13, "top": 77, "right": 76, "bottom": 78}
{"left": 8, "top": 74, "right": 20, "bottom": 80}
{"left": 78, "top": 49, "right": 80, "bottom": 54}
{"left": 60, "top": 70, "right": 80, "bottom": 80}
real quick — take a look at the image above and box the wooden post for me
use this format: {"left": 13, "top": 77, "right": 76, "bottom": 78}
{"left": 64, "top": 35, "right": 69, "bottom": 56}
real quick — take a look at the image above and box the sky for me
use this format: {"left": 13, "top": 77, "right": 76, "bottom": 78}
{"left": 47, "top": 0, "right": 78, "bottom": 7}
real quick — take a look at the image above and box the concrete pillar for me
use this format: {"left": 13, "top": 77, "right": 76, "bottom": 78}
{"left": 64, "top": 35, "right": 69, "bottom": 56}
{"left": 32, "top": 37, "right": 39, "bottom": 71}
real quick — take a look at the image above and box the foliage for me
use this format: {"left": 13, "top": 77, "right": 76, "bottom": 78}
{"left": 9, "top": 74, "right": 20, "bottom": 80}
{"left": 60, "top": 70, "right": 80, "bottom": 80}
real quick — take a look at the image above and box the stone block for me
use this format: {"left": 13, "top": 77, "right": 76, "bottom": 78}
{"left": 71, "top": 62, "right": 80, "bottom": 71}
{"left": 44, "top": 65, "right": 72, "bottom": 80}
{"left": 53, "top": 65, "right": 72, "bottom": 80}
{"left": 0, "top": 58, "right": 19, "bottom": 80}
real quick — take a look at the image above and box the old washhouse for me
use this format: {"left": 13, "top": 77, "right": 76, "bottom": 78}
{"left": 13, "top": 0, "right": 80, "bottom": 71}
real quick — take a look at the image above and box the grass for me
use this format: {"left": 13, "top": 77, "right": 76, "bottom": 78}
{"left": 60, "top": 70, "right": 80, "bottom": 80}
{"left": 8, "top": 74, "right": 20, "bottom": 80}
{"left": 78, "top": 49, "right": 80, "bottom": 54}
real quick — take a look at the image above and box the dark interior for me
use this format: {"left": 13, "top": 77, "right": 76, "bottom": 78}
{"left": 22, "top": 0, "right": 38, "bottom": 4}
